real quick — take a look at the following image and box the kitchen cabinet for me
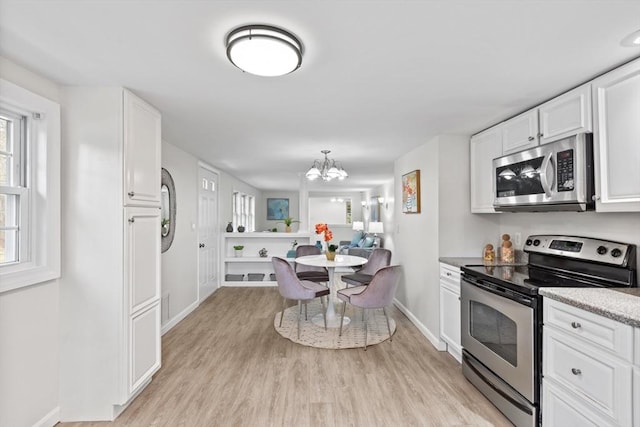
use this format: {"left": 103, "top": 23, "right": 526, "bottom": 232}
{"left": 222, "top": 232, "right": 311, "bottom": 285}
{"left": 592, "top": 58, "right": 640, "bottom": 212}
{"left": 60, "top": 87, "right": 162, "bottom": 420}
{"left": 542, "top": 298, "right": 635, "bottom": 427}
{"left": 470, "top": 124, "right": 503, "bottom": 213}
{"left": 539, "top": 83, "right": 592, "bottom": 144}
{"left": 502, "top": 109, "right": 539, "bottom": 154}
{"left": 439, "top": 263, "right": 461, "bottom": 362}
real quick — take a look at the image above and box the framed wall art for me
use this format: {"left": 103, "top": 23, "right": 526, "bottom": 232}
{"left": 401, "top": 170, "right": 421, "bottom": 213}
{"left": 267, "top": 198, "right": 289, "bottom": 220}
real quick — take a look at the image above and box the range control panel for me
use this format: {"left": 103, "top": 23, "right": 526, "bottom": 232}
{"left": 524, "top": 234, "right": 634, "bottom": 267}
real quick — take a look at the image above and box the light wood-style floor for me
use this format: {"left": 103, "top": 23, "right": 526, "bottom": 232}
{"left": 59, "top": 287, "right": 511, "bottom": 427}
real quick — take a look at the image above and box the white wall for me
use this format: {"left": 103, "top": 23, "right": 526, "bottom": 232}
{"left": 393, "top": 135, "right": 500, "bottom": 345}
{"left": 0, "top": 57, "right": 61, "bottom": 427}
{"left": 161, "top": 141, "right": 199, "bottom": 328}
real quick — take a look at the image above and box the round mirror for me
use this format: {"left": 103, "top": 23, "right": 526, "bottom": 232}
{"left": 161, "top": 168, "right": 176, "bottom": 252}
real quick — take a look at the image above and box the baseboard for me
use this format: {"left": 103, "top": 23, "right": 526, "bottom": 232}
{"left": 221, "top": 282, "right": 277, "bottom": 288}
{"left": 161, "top": 300, "right": 199, "bottom": 336}
{"left": 393, "top": 298, "right": 447, "bottom": 351}
{"left": 33, "top": 406, "right": 60, "bottom": 427}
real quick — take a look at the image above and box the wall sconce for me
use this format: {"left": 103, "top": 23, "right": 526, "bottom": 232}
{"left": 361, "top": 200, "right": 368, "bottom": 210}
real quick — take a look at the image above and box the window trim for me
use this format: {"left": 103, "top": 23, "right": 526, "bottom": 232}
{"left": 0, "top": 79, "right": 60, "bottom": 293}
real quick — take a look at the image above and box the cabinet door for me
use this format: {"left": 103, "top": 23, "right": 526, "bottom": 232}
{"left": 439, "top": 281, "right": 461, "bottom": 362}
{"left": 502, "top": 109, "right": 539, "bottom": 154}
{"left": 470, "top": 124, "right": 503, "bottom": 213}
{"left": 125, "top": 207, "right": 161, "bottom": 314}
{"left": 592, "top": 59, "right": 640, "bottom": 212}
{"left": 543, "top": 380, "right": 614, "bottom": 427}
{"left": 539, "top": 83, "right": 592, "bottom": 144}
{"left": 124, "top": 90, "right": 161, "bottom": 207}
{"left": 129, "top": 303, "right": 161, "bottom": 395}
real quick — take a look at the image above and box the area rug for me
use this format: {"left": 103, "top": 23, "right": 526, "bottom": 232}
{"left": 273, "top": 298, "right": 396, "bottom": 349}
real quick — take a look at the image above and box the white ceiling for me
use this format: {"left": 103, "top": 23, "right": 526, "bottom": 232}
{"left": 1, "top": 0, "right": 639, "bottom": 192}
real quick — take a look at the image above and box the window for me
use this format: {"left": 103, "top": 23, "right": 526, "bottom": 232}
{"left": 232, "top": 191, "right": 255, "bottom": 232}
{"left": 0, "top": 79, "right": 60, "bottom": 293}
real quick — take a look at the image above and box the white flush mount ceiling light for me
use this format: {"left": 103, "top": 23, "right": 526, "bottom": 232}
{"left": 305, "top": 150, "right": 349, "bottom": 182}
{"left": 621, "top": 29, "right": 640, "bottom": 47}
{"left": 226, "top": 25, "right": 303, "bottom": 76}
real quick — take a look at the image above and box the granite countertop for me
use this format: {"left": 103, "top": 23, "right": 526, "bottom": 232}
{"left": 539, "top": 287, "right": 640, "bottom": 328}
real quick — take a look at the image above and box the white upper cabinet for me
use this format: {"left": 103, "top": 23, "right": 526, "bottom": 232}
{"left": 124, "top": 91, "right": 162, "bottom": 207}
{"left": 470, "top": 124, "right": 503, "bottom": 213}
{"left": 592, "top": 58, "right": 640, "bottom": 212}
{"left": 539, "top": 83, "right": 592, "bottom": 144}
{"left": 502, "top": 109, "right": 539, "bottom": 154}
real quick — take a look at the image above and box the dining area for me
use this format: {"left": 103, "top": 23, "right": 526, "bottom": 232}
{"left": 272, "top": 237, "right": 399, "bottom": 350}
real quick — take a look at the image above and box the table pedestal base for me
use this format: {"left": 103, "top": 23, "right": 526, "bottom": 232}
{"left": 311, "top": 312, "right": 350, "bottom": 329}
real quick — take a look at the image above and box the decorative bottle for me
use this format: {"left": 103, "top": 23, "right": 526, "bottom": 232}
{"left": 226, "top": 222, "right": 233, "bottom": 232}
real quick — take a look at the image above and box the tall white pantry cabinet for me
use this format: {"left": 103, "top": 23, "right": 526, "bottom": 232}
{"left": 60, "top": 88, "right": 162, "bottom": 421}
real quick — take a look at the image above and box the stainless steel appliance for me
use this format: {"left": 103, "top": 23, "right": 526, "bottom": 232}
{"left": 493, "top": 134, "right": 594, "bottom": 212}
{"left": 461, "top": 235, "right": 637, "bottom": 427}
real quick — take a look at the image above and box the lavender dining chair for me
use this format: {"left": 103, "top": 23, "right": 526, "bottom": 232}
{"left": 272, "top": 257, "right": 330, "bottom": 338}
{"left": 294, "top": 245, "right": 329, "bottom": 284}
{"left": 337, "top": 265, "right": 402, "bottom": 350}
{"left": 341, "top": 248, "right": 392, "bottom": 287}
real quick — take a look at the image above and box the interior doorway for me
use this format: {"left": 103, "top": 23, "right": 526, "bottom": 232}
{"left": 198, "top": 164, "right": 219, "bottom": 301}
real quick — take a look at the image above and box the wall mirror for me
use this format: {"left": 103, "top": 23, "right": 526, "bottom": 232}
{"left": 161, "top": 168, "right": 176, "bottom": 253}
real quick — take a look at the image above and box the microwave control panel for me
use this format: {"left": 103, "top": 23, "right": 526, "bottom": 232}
{"left": 556, "top": 149, "right": 574, "bottom": 192}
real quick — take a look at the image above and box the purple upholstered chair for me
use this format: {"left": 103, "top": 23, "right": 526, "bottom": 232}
{"left": 337, "top": 265, "right": 402, "bottom": 350}
{"left": 341, "top": 248, "right": 392, "bottom": 287}
{"left": 272, "top": 257, "right": 330, "bottom": 338}
{"left": 294, "top": 245, "right": 329, "bottom": 283}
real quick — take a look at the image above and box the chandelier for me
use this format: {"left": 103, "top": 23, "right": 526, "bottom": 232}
{"left": 305, "top": 150, "right": 349, "bottom": 181}
{"left": 226, "top": 25, "right": 303, "bottom": 77}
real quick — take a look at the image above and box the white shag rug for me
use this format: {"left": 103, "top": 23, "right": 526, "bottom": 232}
{"left": 273, "top": 298, "right": 396, "bottom": 349}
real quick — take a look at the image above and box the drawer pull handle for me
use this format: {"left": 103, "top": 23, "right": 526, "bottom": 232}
{"left": 446, "top": 272, "right": 451, "bottom": 276}
{"left": 128, "top": 191, "right": 135, "bottom": 197}
{"left": 571, "top": 368, "right": 582, "bottom": 376}
{"left": 571, "top": 322, "right": 581, "bottom": 329}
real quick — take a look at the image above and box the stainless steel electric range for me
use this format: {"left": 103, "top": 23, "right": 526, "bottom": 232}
{"left": 460, "top": 235, "right": 637, "bottom": 427}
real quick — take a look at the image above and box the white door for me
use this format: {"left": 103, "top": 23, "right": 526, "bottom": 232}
{"left": 198, "top": 165, "right": 219, "bottom": 301}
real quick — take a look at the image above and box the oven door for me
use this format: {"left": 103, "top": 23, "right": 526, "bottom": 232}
{"left": 461, "top": 278, "right": 535, "bottom": 402}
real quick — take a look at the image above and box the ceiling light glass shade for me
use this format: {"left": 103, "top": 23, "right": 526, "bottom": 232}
{"left": 226, "top": 25, "right": 302, "bottom": 76}
{"left": 621, "top": 29, "right": 640, "bottom": 47}
{"left": 305, "top": 150, "right": 349, "bottom": 182}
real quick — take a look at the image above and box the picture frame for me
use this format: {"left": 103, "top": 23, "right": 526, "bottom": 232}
{"left": 402, "top": 170, "right": 421, "bottom": 213}
{"left": 267, "top": 198, "right": 289, "bottom": 220}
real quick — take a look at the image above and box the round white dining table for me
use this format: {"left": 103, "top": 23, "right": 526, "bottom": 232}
{"left": 294, "top": 254, "right": 368, "bottom": 328}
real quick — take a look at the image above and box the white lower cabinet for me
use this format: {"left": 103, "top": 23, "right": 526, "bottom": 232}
{"left": 129, "top": 304, "right": 161, "bottom": 394}
{"left": 542, "top": 298, "right": 636, "bottom": 427}
{"left": 439, "top": 263, "right": 461, "bottom": 362}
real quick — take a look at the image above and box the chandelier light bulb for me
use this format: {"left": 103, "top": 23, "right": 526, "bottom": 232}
{"left": 305, "top": 150, "right": 349, "bottom": 183}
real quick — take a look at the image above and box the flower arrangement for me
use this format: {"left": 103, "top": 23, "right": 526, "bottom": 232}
{"left": 315, "top": 223, "right": 337, "bottom": 253}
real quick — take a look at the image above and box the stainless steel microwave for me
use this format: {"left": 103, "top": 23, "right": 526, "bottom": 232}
{"left": 492, "top": 133, "right": 594, "bottom": 212}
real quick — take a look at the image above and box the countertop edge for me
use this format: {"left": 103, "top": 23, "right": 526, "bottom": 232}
{"left": 539, "top": 288, "right": 640, "bottom": 328}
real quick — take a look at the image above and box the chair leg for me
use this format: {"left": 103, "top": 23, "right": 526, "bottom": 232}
{"left": 297, "top": 300, "right": 302, "bottom": 339}
{"left": 339, "top": 301, "right": 347, "bottom": 336}
{"left": 279, "top": 298, "right": 287, "bottom": 327}
{"left": 304, "top": 302, "right": 308, "bottom": 321}
{"left": 363, "top": 309, "right": 368, "bottom": 351}
{"left": 383, "top": 307, "right": 392, "bottom": 341}
{"left": 320, "top": 297, "right": 327, "bottom": 330}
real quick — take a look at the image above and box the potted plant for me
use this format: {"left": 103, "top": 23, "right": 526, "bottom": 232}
{"left": 233, "top": 245, "right": 244, "bottom": 257}
{"left": 278, "top": 217, "right": 301, "bottom": 232}
{"left": 326, "top": 243, "right": 339, "bottom": 261}
{"left": 286, "top": 240, "right": 298, "bottom": 258}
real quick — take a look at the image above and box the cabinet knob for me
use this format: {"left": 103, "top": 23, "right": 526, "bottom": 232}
{"left": 571, "top": 321, "right": 581, "bottom": 329}
{"left": 571, "top": 368, "right": 582, "bottom": 376}
{"left": 592, "top": 195, "right": 600, "bottom": 201}
{"left": 199, "top": 243, "right": 205, "bottom": 248}
{"left": 446, "top": 272, "right": 451, "bottom": 277}
{"left": 128, "top": 191, "right": 135, "bottom": 197}
{"left": 128, "top": 218, "right": 135, "bottom": 223}
{"left": 528, "top": 136, "right": 535, "bottom": 141}
{"left": 538, "top": 133, "right": 544, "bottom": 138}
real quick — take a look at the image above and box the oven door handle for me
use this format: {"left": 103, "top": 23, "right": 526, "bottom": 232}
{"left": 462, "top": 275, "right": 535, "bottom": 307}
{"left": 539, "top": 152, "right": 554, "bottom": 198}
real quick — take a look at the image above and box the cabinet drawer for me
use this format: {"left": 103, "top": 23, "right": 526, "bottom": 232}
{"left": 544, "top": 328, "right": 632, "bottom": 426}
{"left": 543, "top": 380, "right": 614, "bottom": 427}
{"left": 439, "top": 263, "right": 460, "bottom": 282}
{"left": 544, "top": 298, "right": 633, "bottom": 361}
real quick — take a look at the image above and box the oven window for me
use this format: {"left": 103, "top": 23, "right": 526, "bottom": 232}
{"left": 470, "top": 301, "right": 518, "bottom": 366}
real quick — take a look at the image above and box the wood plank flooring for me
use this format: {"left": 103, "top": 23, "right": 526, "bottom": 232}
{"left": 59, "top": 287, "right": 511, "bottom": 427}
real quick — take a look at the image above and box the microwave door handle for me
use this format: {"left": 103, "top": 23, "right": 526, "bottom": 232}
{"left": 539, "top": 152, "right": 554, "bottom": 198}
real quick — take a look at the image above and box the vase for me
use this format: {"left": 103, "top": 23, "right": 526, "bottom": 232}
{"left": 315, "top": 240, "right": 322, "bottom": 250}
{"left": 226, "top": 222, "right": 233, "bottom": 232}
{"left": 325, "top": 251, "right": 336, "bottom": 261}
{"left": 237, "top": 225, "right": 245, "bottom": 232}
{"left": 234, "top": 250, "right": 243, "bottom": 257}
{"left": 285, "top": 225, "right": 291, "bottom": 232}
